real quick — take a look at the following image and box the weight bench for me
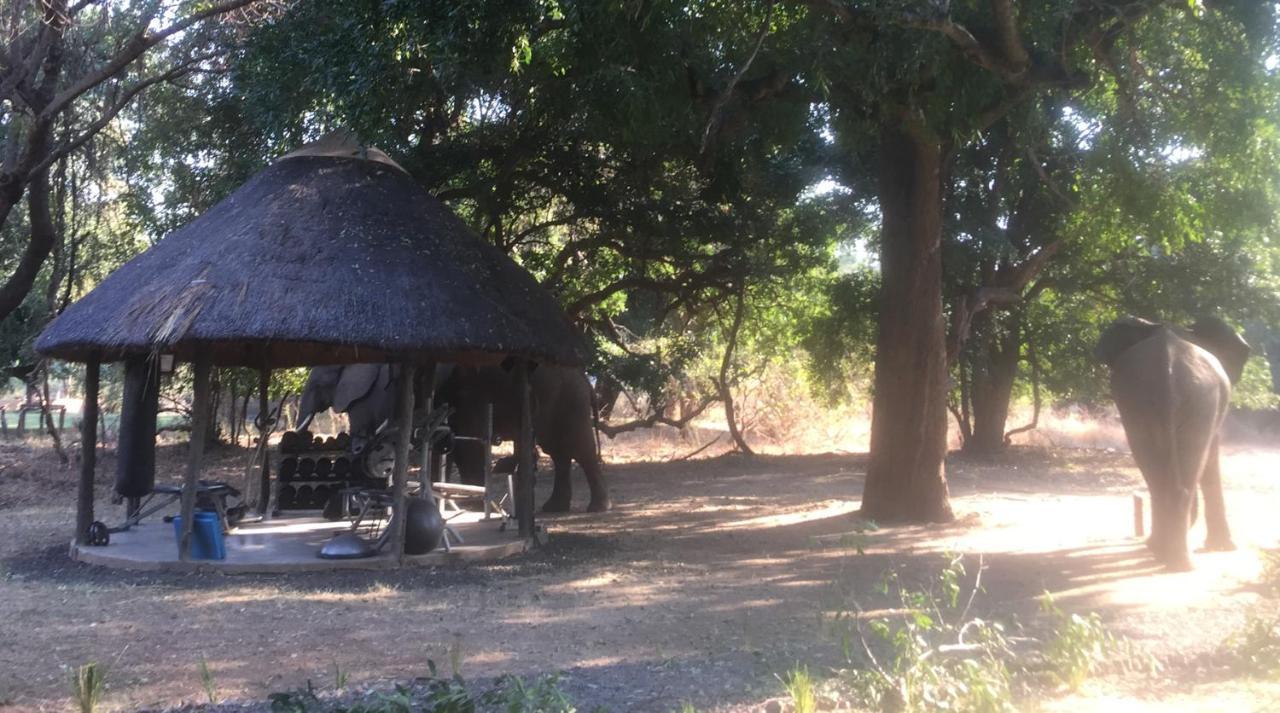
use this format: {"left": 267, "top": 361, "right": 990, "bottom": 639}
{"left": 120, "top": 482, "right": 239, "bottom": 534}
{"left": 431, "top": 477, "right": 514, "bottom": 522}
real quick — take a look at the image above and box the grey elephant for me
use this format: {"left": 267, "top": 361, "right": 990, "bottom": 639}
{"left": 299, "top": 362, "right": 611, "bottom": 513}
{"left": 1094, "top": 316, "right": 1250, "bottom": 570}
{"left": 439, "top": 364, "right": 611, "bottom": 513}
{"left": 298, "top": 364, "right": 398, "bottom": 453}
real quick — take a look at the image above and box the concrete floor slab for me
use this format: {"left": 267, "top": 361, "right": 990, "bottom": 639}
{"left": 70, "top": 510, "right": 533, "bottom": 573}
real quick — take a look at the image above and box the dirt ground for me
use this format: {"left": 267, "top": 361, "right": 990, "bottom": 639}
{"left": 1, "top": 427, "right": 1279, "bottom": 712}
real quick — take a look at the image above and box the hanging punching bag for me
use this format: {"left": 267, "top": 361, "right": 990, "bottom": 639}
{"left": 115, "top": 357, "right": 160, "bottom": 498}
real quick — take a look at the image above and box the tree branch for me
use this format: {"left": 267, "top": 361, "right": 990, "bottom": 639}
{"left": 598, "top": 392, "right": 719, "bottom": 438}
{"left": 0, "top": 167, "right": 56, "bottom": 319}
{"left": 700, "top": 1, "right": 774, "bottom": 156}
{"left": 945, "top": 241, "right": 1061, "bottom": 364}
{"left": 31, "top": 57, "right": 210, "bottom": 177}
{"left": 40, "top": 0, "right": 259, "bottom": 120}
{"left": 989, "top": 0, "right": 1030, "bottom": 71}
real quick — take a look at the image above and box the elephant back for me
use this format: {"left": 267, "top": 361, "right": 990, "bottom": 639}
{"left": 1095, "top": 317, "right": 1165, "bottom": 366}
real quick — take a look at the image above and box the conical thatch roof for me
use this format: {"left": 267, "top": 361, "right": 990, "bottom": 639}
{"left": 36, "top": 134, "right": 584, "bottom": 367}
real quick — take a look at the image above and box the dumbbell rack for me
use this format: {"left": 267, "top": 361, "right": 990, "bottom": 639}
{"left": 274, "top": 431, "right": 385, "bottom": 511}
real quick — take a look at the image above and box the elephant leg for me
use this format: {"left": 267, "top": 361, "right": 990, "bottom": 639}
{"left": 1159, "top": 485, "right": 1195, "bottom": 571}
{"left": 580, "top": 455, "right": 611, "bottom": 512}
{"left": 542, "top": 456, "right": 573, "bottom": 513}
{"left": 1200, "top": 438, "right": 1236, "bottom": 551}
{"left": 1124, "top": 419, "right": 1172, "bottom": 558}
{"left": 451, "top": 441, "right": 486, "bottom": 486}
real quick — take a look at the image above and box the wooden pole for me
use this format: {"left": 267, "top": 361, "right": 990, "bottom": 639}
{"left": 1133, "top": 492, "right": 1145, "bottom": 538}
{"left": 388, "top": 362, "right": 417, "bottom": 562}
{"left": 179, "top": 356, "right": 213, "bottom": 562}
{"left": 74, "top": 358, "right": 100, "bottom": 546}
{"left": 515, "top": 360, "right": 535, "bottom": 539}
{"left": 256, "top": 367, "right": 271, "bottom": 515}
{"left": 482, "top": 401, "right": 493, "bottom": 491}
{"left": 419, "top": 361, "right": 436, "bottom": 497}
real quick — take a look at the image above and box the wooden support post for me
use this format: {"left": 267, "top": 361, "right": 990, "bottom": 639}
{"left": 74, "top": 358, "right": 100, "bottom": 546}
{"left": 1133, "top": 492, "right": 1145, "bottom": 538}
{"left": 388, "top": 362, "right": 417, "bottom": 562}
{"left": 419, "top": 361, "right": 436, "bottom": 497}
{"left": 179, "top": 356, "right": 213, "bottom": 562}
{"left": 257, "top": 367, "right": 272, "bottom": 515}
{"left": 482, "top": 401, "right": 493, "bottom": 490}
{"left": 515, "top": 360, "right": 536, "bottom": 539}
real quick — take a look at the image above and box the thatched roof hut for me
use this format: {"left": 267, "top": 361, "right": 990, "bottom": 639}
{"left": 36, "top": 133, "right": 583, "bottom": 368}
{"left": 46, "top": 133, "right": 560, "bottom": 559}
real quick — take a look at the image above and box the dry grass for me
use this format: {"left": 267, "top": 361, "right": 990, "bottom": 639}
{"left": 1, "top": 406, "right": 1278, "bottom": 711}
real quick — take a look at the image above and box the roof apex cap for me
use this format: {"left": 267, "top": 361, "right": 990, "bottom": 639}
{"left": 279, "top": 128, "right": 406, "bottom": 174}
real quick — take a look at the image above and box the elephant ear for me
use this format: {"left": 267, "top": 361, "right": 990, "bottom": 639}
{"left": 1094, "top": 316, "right": 1162, "bottom": 366}
{"left": 333, "top": 364, "right": 384, "bottom": 413}
{"left": 1189, "top": 317, "right": 1251, "bottom": 385}
{"left": 299, "top": 366, "right": 342, "bottom": 417}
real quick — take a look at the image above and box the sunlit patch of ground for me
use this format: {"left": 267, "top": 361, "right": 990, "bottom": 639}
{"left": 1036, "top": 678, "right": 1280, "bottom": 712}
{"left": 0, "top": 426, "right": 1278, "bottom": 710}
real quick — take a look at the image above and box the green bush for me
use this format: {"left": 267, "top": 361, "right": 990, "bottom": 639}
{"left": 832, "top": 556, "right": 1017, "bottom": 713}
{"left": 1223, "top": 614, "right": 1280, "bottom": 677}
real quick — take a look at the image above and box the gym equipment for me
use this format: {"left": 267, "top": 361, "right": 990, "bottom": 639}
{"left": 274, "top": 430, "right": 377, "bottom": 511}
{"left": 317, "top": 487, "right": 447, "bottom": 559}
{"left": 171, "top": 510, "right": 226, "bottom": 560}
{"left": 404, "top": 497, "right": 446, "bottom": 554}
{"left": 85, "top": 521, "right": 110, "bottom": 546}
{"left": 92, "top": 481, "right": 241, "bottom": 543}
{"left": 115, "top": 357, "right": 159, "bottom": 500}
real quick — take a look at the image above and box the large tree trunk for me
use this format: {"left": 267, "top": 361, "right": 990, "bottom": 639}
{"left": 965, "top": 313, "right": 1021, "bottom": 456}
{"left": 861, "top": 121, "right": 954, "bottom": 523}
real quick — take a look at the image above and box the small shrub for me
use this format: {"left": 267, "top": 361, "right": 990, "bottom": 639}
{"left": 268, "top": 681, "right": 318, "bottom": 713}
{"left": 421, "top": 677, "right": 473, "bottom": 713}
{"left": 70, "top": 662, "right": 106, "bottom": 713}
{"left": 833, "top": 555, "right": 1017, "bottom": 713}
{"left": 779, "top": 665, "right": 818, "bottom": 713}
{"left": 333, "top": 662, "right": 349, "bottom": 691}
{"left": 1257, "top": 549, "right": 1280, "bottom": 597}
{"left": 1223, "top": 613, "right": 1280, "bottom": 677}
{"left": 484, "top": 674, "right": 577, "bottom": 713}
{"left": 1038, "top": 593, "right": 1154, "bottom": 689}
{"left": 198, "top": 657, "right": 218, "bottom": 704}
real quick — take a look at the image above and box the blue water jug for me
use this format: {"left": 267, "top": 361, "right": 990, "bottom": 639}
{"left": 172, "top": 510, "right": 226, "bottom": 560}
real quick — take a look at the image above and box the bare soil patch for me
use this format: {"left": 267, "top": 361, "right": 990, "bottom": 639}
{"left": 0, "top": 436, "right": 1277, "bottom": 711}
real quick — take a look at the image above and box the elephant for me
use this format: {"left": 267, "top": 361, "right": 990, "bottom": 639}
{"left": 297, "top": 364, "right": 398, "bottom": 454}
{"left": 1094, "top": 316, "right": 1250, "bottom": 570}
{"left": 438, "top": 364, "right": 611, "bottom": 513}
{"left": 298, "top": 362, "right": 611, "bottom": 513}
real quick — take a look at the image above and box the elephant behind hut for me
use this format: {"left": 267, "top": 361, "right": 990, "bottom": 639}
{"left": 439, "top": 364, "right": 611, "bottom": 513}
{"left": 298, "top": 362, "right": 611, "bottom": 513}
{"left": 1094, "top": 316, "right": 1250, "bottom": 570}
{"left": 297, "top": 364, "right": 398, "bottom": 454}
